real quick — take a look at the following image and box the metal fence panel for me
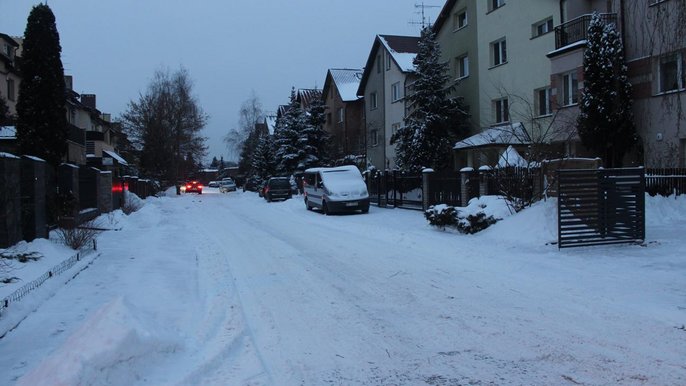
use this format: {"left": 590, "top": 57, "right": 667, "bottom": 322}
{"left": 558, "top": 168, "right": 645, "bottom": 248}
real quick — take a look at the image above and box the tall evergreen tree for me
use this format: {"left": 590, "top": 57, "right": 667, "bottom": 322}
{"left": 392, "top": 27, "right": 469, "bottom": 171}
{"left": 577, "top": 13, "right": 638, "bottom": 168}
{"left": 15, "top": 4, "right": 67, "bottom": 167}
{"left": 274, "top": 88, "right": 307, "bottom": 174}
{"left": 0, "top": 97, "right": 10, "bottom": 127}
{"left": 251, "top": 133, "right": 277, "bottom": 180}
{"left": 299, "top": 94, "right": 331, "bottom": 168}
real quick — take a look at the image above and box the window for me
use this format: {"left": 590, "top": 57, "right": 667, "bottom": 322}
{"left": 536, "top": 87, "right": 552, "bottom": 116}
{"left": 453, "top": 9, "right": 468, "bottom": 30}
{"left": 370, "top": 92, "right": 378, "bottom": 110}
{"left": 386, "top": 52, "right": 392, "bottom": 71}
{"left": 6, "top": 78, "right": 15, "bottom": 101}
{"left": 489, "top": 0, "right": 505, "bottom": 12}
{"left": 391, "top": 82, "right": 402, "bottom": 102}
{"left": 491, "top": 38, "right": 507, "bottom": 67}
{"left": 337, "top": 108, "right": 344, "bottom": 123}
{"left": 658, "top": 51, "right": 685, "bottom": 93}
{"left": 370, "top": 129, "right": 379, "bottom": 146}
{"left": 391, "top": 122, "right": 401, "bottom": 136}
{"left": 493, "top": 98, "right": 509, "bottom": 123}
{"left": 533, "top": 17, "right": 554, "bottom": 38}
{"left": 562, "top": 71, "right": 579, "bottom": 105}
{"left": 456, "top": 54, "right": 469, "bottom": 78}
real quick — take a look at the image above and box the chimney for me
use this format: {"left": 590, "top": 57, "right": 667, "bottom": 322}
{"left": 81, "top": 94, "right": 96, "bottom": 109}
{"left": 64, "top": 75, "right": 73, "bottom": 91}
{"left": 101, "top": 113, "right": 111, "bottom": 122}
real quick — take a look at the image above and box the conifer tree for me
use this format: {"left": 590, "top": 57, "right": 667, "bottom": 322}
{"left": 299, "top": 94, "right": 331, "bottom": 168}
{"left": 16, "top": 4, "right": 68, "bottom": 167}
{"left": 392, "top": 27, "right": 469, "bottom": 171}
{"left": 251, "top": 133, "right": 277, "bottom": 180}
{"left": 274, "top": 88, "right": 307, "bottom": 174}
{"left": 0, "top": 97, "right": 10, "bottom": 127}
{"left": 577, "top": 13, "right": 637, "bottom": 168}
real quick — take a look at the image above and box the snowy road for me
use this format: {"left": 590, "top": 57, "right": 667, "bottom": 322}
{"left": 1, "top": 190, "right": 685, "bottom": 385}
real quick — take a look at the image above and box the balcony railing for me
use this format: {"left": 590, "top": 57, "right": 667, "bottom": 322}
{"left": 554, "top": 13, "right": 618, "bottom": 49}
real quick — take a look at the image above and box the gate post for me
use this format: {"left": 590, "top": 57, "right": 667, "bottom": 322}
{"left": 460, "top": 167, "right": 473, "bottom": 207}
{"left": 479, "top": 166, "right": 492, "bottom": 197}
{"left": 422, "top": 168, "right": 434, "bottom": 211}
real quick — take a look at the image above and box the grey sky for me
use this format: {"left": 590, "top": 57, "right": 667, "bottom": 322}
{"left": 0, "top": 0, "right": 441, "bottom": 163}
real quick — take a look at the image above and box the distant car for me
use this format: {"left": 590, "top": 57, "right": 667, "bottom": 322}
{"left": 185, "top": 180, "right": 203, "bottom": 194}
{"left": 208, "top": 181, "right": 220, "bottom": 188}
{"left": 219, "top": 178, "right": 237, "bottom": 193}
{"left": 243, "top": 177, "right": 262, "bottom": 192}
{"left": 263, "top": 177, "right": 292, "bottom": 202}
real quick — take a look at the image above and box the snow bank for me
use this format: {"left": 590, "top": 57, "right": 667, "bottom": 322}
{"left": 17, "top": 297, "right": 177, "bottom": 386}
{"left": 645, "top": 193, "right": 686, "bottom": 226}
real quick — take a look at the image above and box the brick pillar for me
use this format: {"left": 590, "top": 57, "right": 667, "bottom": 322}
{"left": 460, "top": 167, "right": 473, "bottom": 207}
{"left": 98, "top": 171, "right": 113, "bottom": 213}
{"left": 422, "top": 168, "right": 434, "bottom": 211}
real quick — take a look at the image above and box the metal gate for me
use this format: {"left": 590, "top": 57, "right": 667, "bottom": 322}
{"left": 557, "top": 168, "right": 645, "bottom": 248}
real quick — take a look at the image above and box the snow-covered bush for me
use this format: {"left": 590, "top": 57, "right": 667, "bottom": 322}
{"left": 56, "top": 220, "right": 100, "bottom": 250}
{"left": 122, "top": 191, "right": 144, "bottom": 215}
{"left": 425, "top": 196, "right": 511, "bottom": 234}
{"left": 424, "top": 204, "right": 458, "bottom": 229}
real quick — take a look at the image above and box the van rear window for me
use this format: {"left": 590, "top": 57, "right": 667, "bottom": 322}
{"left": 271, "top": 180, "right": 290, "bottom": 188}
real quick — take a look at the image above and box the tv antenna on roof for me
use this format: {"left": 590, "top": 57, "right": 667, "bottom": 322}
{"left": 411, "top": 2, "right": 441, "bottom": 28}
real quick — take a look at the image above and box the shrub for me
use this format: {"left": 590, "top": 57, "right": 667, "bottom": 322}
{"left": 425, "top": 205, "right": 458, "bottom": 229}
{"left": 121, "top": 191, "right": 143, "bottom": 215}
{"left": 425, "top": 204, "right": 498, "bottom": 234}
{"left": 56, "top": 220, "right": 100, "bottom": 250}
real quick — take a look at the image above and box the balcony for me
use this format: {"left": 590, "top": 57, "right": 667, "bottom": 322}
{"left": 554, "top": 13, "right": 618, "bottom": 49}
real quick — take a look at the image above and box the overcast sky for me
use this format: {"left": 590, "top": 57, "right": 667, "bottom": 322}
{"left": 1, "top": 0, "right": 441, "bottom": 163}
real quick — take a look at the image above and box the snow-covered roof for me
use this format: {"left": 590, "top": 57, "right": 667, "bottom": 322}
{"left": 24, "top": 155, "right": 46, "bottom": 162}
{"left": 329, "top": 69, "right": 363, "bottom": 102}
{"left": 454, "top": 122, "right": 532, "bottom": 150}
{"left": 297, "top": 89, "right": 322, "bottom": 110}
{"left": 378, "top": 35, "right": 419, "bottom": 73}
{"left": 497, "top": 146, "right": 529, "bottom": 168}
{"left": 61, "top": 163, "right": 79, "bottom": 169}
{"left": 0, "top": 126, "right": 17, "bottom": 139}
{"left": 265, "top": 115, "right": 277, "bottom": 135}
{"left": 0, "top": 152, "right": 19, "bottom": 159}
{"left": 103, "top": 149, "right": 128, "bottom": 166}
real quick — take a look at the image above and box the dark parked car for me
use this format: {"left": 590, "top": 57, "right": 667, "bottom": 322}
{"left": 185, "top": 180, "right": 203, "bottom": 194}
{"left": 263, "top": 177, "right": 292, "bottom": 202}
{"left": 243, "top": 177, "right": 262, "bottom": 192}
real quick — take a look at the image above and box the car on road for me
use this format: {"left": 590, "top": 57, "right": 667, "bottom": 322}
{"left": 263, "top": 177, "right": 293, "bottom": 202}
{"left": 208, "top": 181, "right": 220, "bottom": 188}
{"left": 303, "top": 166, "right": 369, "bottom": 214}
{"left": 219, "top": 178, "right": 237, "bottom": 193}
{"left": 185, "top": 180, "right": 203, "bottom": 194}
{"left": 243, "top": 177, "right": 262, "bottom": 192}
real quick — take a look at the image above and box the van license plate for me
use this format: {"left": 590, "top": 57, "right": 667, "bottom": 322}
{"left": 345, "top": 202, "right": 358, "bottom": 207}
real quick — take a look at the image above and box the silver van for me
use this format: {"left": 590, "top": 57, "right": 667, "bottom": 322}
{"left": 303, "top": 166, "right": 370, "bottom": 214}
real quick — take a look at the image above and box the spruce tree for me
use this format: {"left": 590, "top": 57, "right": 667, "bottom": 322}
{"left": 16, "top": 4, "right": 68, "bottom": 167}
{"left": 0, "top": 97, "right": 10, "bottom": 127}
{"left": 577, "top": 13, "right": 637, "bottom": 168}
{"left": 392, "top": 27, "right": 469, "bottom": 171}
{"left": 274, "top": 88, "right": 307, "bottom": 174}
{"left": 299, "top": 94, "right": 331, "bottom": 168}
{"left": 251, "top": 133, "right": 277, "bottom": 180}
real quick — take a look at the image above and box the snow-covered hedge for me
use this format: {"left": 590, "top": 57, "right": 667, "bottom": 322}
{"left": 425, "top": 196, "right": 512, "bottom": 234}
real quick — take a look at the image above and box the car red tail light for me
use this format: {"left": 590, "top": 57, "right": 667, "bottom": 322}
{"left": 198, "top": 185, "right": 203, "bottom": 189}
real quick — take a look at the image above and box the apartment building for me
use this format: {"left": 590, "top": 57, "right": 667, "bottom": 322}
{"left": 357, "top": 35, "right": 420, "bottom": 170}
{"left": 434, "top": 0, "right": 560, "bottom": 168}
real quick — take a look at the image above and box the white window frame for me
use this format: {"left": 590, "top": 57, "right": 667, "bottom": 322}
{"left": 391, "top": 82, "right": 402, "bottom": 102}
{"left": 491, "top": 38, "right": 507, "bottom": 67}
{"left": 370, "top": 92, "right": 378, "bottom": 110}
{"left": 370, "top": 129, "right": 379, "bottom": 147}
{"left": 489, "top": 0, "right": 505, "bottom": 12}
{"left": 456, "top": 54, "right": 469, "bottom": 79}
{"left": 658, "top": 51, "right": 685, "bottom": 93}
{"left": 533, "top": 17, "right": 554, "bottom": 38}
{"left": 562, "top": 71, "right": 579, "bottom": 106}
{"left": 535, "top": 87, "right": 552, "bottom": 116}
{"left": 453, "top": 9, "right": 468, "bottom": 30}
{"left": 391, "top": 122, "right": 401, "bottom": 136}
{"left": 493, "top": 98, "right": 509, "bottom": 123}
{"left": 6, "top": 78, "right": 15, "bottom": 101}
{"left": 337, "top": 108, "right": 344, "bottom": 123}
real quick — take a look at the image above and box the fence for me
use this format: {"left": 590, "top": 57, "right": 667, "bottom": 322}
{"left": 365, "top": 170, "right": 423, "bottom": 210}
{"left": 1, "top": 246, "right": 96, "bottom": 317}
{"left": 557, "top": 168, "right": 645, "bottom": 248}
{"left": 645, "top": 168, "right": 686, "bottom": 196}
{"left": 427, "top": 169, "right": 461, "bottom": 207}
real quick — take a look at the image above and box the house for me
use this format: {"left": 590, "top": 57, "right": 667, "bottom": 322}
{"left": 321, "top": 68, "right": 365, "bottom": 159}
{"left": 546, "top": 0, "right": 685, "bottom": 167}
{"left": 357, "top": 35, "right": 420, "bottom": 170}
{"left": 296, "top": 88, "right": 322, "bottom": 111}
{"left": 0, "top": 33, "right": 20, "bottom": 117}
{"left": 433, "top": 0, "right": 561, "bottom": 169}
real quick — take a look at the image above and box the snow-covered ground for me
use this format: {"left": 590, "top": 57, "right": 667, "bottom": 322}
{"left": 0, "top": 188, "right": 684, "bottom": 385}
